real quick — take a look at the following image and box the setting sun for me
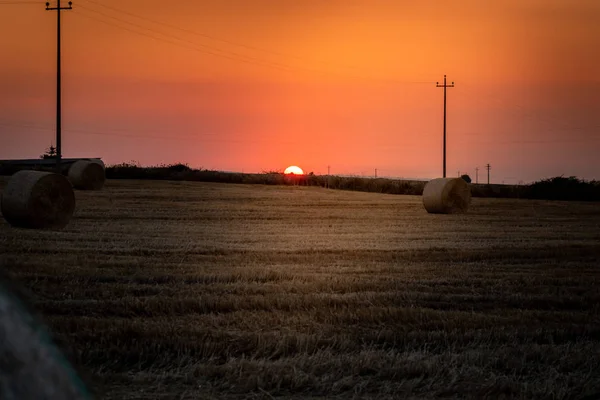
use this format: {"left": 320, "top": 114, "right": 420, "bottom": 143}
{"left": 284, "top": 166, "right": 304, "bottom": 175}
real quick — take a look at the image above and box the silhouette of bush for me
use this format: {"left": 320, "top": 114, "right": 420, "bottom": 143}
{"left": 100, "top": 163, "right": 600, "bottom": 202}
{"left": 102, "top": 164, "right": 429, "bottom": 196}
{"left": 523, "top": 176, "right": 600, "bottom": 201}
{"left": 470, "top": 183, "right": 521, "bottom": 199}
{"left": 166, "top": 163, "right": 192, "bottom": 173}
{"left": 105, "top": 162, "right": 146, "bottom": 179}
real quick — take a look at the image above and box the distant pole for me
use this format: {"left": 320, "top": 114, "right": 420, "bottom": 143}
{"left": 436, "top": 75, "right": 454, "bottom": 178}
{"left": 475, "top": 167, "right": 479, "bottom": 184}
{"left": 327, "top": 165, "right": 330, "bottom": 175}
{"left": 46, "top": 0, "right": 73, "bottom": 173}
{"left": 374, "top": 168, "right": 377, "bottom": 178}
{"left": 486, "top": 163, "right": 491, "bottom": 184}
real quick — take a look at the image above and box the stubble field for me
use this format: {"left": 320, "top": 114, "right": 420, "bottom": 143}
{"left": 1, "top": 178, "right": 600, "bottom": 399}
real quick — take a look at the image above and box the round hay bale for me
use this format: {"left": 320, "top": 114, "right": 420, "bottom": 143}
{"left": 422, "top": 177, "right": 471, "bottom": 214}
{"left": 1, "top": 170, "right": 76, "bottom": 230}
{"left": 68, "top": 160, "right": 105, "bottom": 190}
{"left": 0, "top": 275, "right": 91, "bottom": 399}
{"left": 84, "top": 158, "right": 105, "bottom": 169}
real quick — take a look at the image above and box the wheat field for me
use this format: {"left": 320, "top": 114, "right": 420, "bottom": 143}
{"left": 1, "top": 178, "right": 600, "bottom": 399}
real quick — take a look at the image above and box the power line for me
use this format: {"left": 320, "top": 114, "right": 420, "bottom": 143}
{"left": 46, "top": 0, "right": 73, "bottom": 172}
{"left": 80, "top": 0, "right": 436, "bottom": 86}
{"left": 6, "top": 1, "right": 596, "bottom": 171}
{"left": 0, "top": 122, "right": 416, "bottom": 148}
{"left": 5, "top": 119, "right": 598, "bottom": 150}
{"left": 80, "top": 0, "right": 313, "bottom": 61}
{"left": 469, "top": 136, "right": 600, "bottom": 146}
{"left": 460, "top": 81, "right": 599, "bottom": 136}
{"left": 0, "top": 122, "right": 212, "bottom": 139}
{"left": 0, "top": 122, "right": 298, "bottom": 145}
{"left": 75, "top": 7, "right": 354, "bottom": 77}
{"left": 75, "top": 6, "right": 300, "bottom": 74}
{"left": 1, "top": 121, "right": 455, "bottom": 152}
{"left": 75, "top": 3, "right": 435, "bottom": 85}
{"left": 436, "top": 75, "right": 454, "bottom": 178}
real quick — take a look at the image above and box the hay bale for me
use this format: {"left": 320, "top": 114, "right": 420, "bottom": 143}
{"left": 0, "top": 274, "right": 91, "bottom": 399}
{"left": 84, "top": 158, "right": 105, "bottom": 169}
{"left": 68, "top": 160, "right": 105, "bottom": 190}
{"left": 422, "top": 177, "right": 471, "bottom": 214}
{"left": 1, "top": 170, "right": 76, "bottom": 229}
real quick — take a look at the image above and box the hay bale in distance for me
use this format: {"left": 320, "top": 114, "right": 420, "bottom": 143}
{"left": 422, "top": 177, "right": 471, "bottom": 214}
{"left": 84, "top": 158, "right": 105, "bottom": 169}
{"left": 68, "top": 160, "right": 105, "bottom": 190}
{"left": 1, "top": 170, "right": 76, "bottom": 229}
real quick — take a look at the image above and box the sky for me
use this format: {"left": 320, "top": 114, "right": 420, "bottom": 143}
{"left": 1, "top": 0, "right": 599, "bottom": 183}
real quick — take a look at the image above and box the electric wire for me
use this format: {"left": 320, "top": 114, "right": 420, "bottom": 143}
{"left": 3, "top": 1, "right": 598, "bottom": 175}
{"left": 75, "top": 6, "right": 301, "bottom": 74}
{"left": 75, "top": 2, "right": 435, "bottom": 85}
{"left": 80, "top": 0, "right": 436, "bottom": 85}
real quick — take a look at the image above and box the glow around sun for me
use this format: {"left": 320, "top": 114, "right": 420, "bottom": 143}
{"left": 284, "top": 166, "right": 304, "bottom": 175}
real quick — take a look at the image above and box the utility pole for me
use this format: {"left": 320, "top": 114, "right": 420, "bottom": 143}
{"left": 475, "top": 167, "right": 479, "bottom": 184}
{"left": 374, "top": 168, "right": 377, "bottom": 178}
{"left": 46, "top": 0, "right": 73, "bottom": 173}
{"left": 327, "top": 165, "right": 330, "bottom": 175}
{"left": 485, "top": 163, "right": 491, "bottom": 184}
{"left": 436, "top": 75, "right": 454, "bottom": 178}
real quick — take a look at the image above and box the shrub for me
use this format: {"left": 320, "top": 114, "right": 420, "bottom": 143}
{"left": 523, "top": 176, "right": 600, "bottom": 201}
{"left": 99, "top": 163, "right": 600, "bottom": 202}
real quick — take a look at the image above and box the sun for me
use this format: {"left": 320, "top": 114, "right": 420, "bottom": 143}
{"left": 284, "top": 165, "right": 304, "bottom": 175}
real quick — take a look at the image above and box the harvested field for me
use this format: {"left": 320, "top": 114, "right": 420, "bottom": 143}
{"left": 1, "top": 178, "right": 600, "bottom": 399}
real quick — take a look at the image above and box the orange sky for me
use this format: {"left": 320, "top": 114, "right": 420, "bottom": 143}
{"left": 1, "top": 0, "right": 599, "bottom": 182}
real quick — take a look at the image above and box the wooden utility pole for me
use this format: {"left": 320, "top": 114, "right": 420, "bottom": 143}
{"left": 46, "top": 0, "right": 73, "bottom": 173}
{"left": 374, "top": 168, "right": 377, "bottom": 178}
{"left": 436, "top": 75, "right": 454, "bottom": 178}
{"left": 486, "top": 163, "right": 491, "bottom": 184}
{"left": 475, "top": 167, "right": 479, "bottom": 184}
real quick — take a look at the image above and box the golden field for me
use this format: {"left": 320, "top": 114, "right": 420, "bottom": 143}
{"left": 1, "top": 179, "right": 600, "bottom": 399}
